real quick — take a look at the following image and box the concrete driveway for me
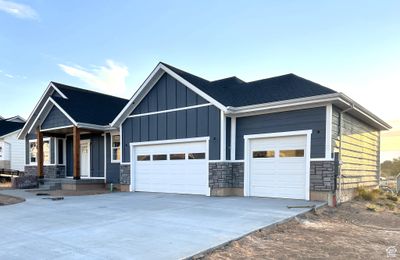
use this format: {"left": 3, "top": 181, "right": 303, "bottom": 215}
{"left": 0, "top": 190, "right": 324, "bottom": 260}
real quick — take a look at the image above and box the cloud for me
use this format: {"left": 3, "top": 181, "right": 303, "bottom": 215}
{"left": 0, "top": 0, "right": 38, "bottom": 20}
{"left": 58, "top": 60, "right": 129, "bottom": 97}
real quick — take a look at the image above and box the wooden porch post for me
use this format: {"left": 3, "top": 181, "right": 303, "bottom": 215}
{"left": 73, "top": 126, "right": 81, "bottom": 180}
{"left": 36, "top": 128, "right": 44, "bottom": 179}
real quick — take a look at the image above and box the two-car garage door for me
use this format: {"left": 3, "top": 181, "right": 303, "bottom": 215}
{"left": 132, "top": 140, "right": 208, "bottom": 195}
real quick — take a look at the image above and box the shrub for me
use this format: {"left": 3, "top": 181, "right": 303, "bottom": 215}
{"left": 356, "top": 188, "right": 378, "bottom": 201}
{"left": 386, "top": 202, "right": 396, "bottom": 210}
{"left": 386, "top": 194, "right": 398, "bottom": 202}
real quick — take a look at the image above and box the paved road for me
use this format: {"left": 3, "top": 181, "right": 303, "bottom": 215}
{"left": 0, "top": 190, "right": 323, "bottom": 259}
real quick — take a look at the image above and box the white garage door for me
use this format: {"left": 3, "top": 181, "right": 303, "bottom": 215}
{"left": 248, "top": 134, "right": 308, "bottom": 200}
{"left": 132, "top": 140, "right": 208, "bottom": 195}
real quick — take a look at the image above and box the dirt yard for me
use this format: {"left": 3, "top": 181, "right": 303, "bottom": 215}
{"left": 197, "top": 191, "right": 400, "bottom": 260}
{"left": 0, "top": 194, "right": 25, "bottom": 206}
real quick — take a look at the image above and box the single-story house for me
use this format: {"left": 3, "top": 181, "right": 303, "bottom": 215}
{"left": 18, "top": 63, "right": 390, "bottom": 204}
{"left": 0, "top": 116, "right": 26, "bottom": 171}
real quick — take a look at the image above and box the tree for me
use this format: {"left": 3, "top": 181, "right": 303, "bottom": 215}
{"left": 381, "top": 157, "right": 400, "bottom": 177}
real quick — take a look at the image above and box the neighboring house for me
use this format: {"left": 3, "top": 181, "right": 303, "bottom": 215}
{"left": 18, "top": 63, "right": 390, "bottom": 204}
{"left": 0, "top": 116, "right": 26, "bottom": 171}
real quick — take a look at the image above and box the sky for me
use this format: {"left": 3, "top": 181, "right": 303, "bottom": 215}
{"left": 0, "top": 0, "right": 399, "bottom": 161}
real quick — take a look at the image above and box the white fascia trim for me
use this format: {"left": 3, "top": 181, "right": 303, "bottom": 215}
{"left": 130, "top": 136, "right": 210, "bottom": 147}
{"left": 27, "top": 99, "right": 56, "bottom": 135}
{"left": 17, "top": 82, "right": 65, "bottom": 139}
{"left": 76, "top": 122, "right": 109, "bottom": 131}
{"left": 325, "top": 104, "right": 333, "bottom": 160}
{"left": 40, "top": 125, "right": 75, "bottom": 132}
{"left": 230, "top": 116, "right": 236, "bottom": 160}
{"left": 244, "top": 129, "right": 313, "bottom": 140}
{"left": 310, "top": 158, "right": 335, "bottom": 162}
{"left": 227, "top": 93, "right": 340, "bottom": 116}
{"left": 49, "top": 97, "right": 78, "bottom": 125}
{"left": 160, "top": 64, "right": 227, "bottom": 112}
{"left": 129, "top": 103, "right": 212, "bottom": 118}
{"left": 49, "top": 82, "right": 68, "bottom": 99}
{"left": 220, "top": 110, "right": 226, "bottom": 161}
{"left": 104, "top": 134, "right": 107, "bottom": 182}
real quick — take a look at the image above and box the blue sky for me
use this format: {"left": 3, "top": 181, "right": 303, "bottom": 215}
{"left": 1, "top": 0, "right": 399, "bottom": 159}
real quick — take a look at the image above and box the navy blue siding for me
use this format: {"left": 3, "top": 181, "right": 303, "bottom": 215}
{"left": 66, "top": 134, "right": 105, "bottom": 178}
{"left": 226, "top": 117, "right": 231, "bottom": 160}
{"left": 106, "top": 133, "right": 120, "bottom": 183}
{"left": 236, "top": 107, "right": 326, "bottom": 159}
{"left": 122, "top": 105, "right": 220, "bottom": 162}
{"left": 131, "top": 73, "right": 207, "bottom": 115}
{"left": 41, "top": 106, "right": 72, "bottom": 130}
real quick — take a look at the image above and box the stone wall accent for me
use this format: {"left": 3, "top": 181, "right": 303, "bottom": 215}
{"left": 310, "top": 161, "right": 336, "bottom": 192}
{"left": 24, "top": 165, "right": 66, "bottom": 179}
{"left": 120, "top": 164, "right": 131, "bottom": 185}
{"left": 11, "top": 175, "right": 38, "bottom": 189}
{"left": 209, "top": 162, "right": 244, "bottom": 195}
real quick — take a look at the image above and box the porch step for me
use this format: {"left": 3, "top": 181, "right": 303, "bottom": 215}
{"left": 39, "top": 179, "right": 62, "bottom": 190}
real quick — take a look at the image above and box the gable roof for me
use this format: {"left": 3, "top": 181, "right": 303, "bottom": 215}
{"left": 161, "top": 63, "right": 336, "bottom": 107}
{"left": 18, "top": 82, "right": 129, "bottom": 139}
{"left": 112, "top": 62, "right": 390, "bottom": 130}
{"left": 0, "top": 119, "right": 25, "bottom": 137}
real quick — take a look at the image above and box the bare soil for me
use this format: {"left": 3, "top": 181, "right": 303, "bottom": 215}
{"left": 30, "top": 189, "right": 113, "bottom": 197}
{"left": 197, "top": 198, "right": 400, "bottom": 260}
{"left": 0, "top": 194, "right": 25, "bottom": 206}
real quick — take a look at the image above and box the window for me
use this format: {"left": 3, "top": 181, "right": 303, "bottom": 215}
{"left": 111, "top": 134, "right": 121, "bottom": 162}
{"left": 137, "top": 155, "right": 150, "bottom": 161}
{"left": 279, "top": 149, "right": 305, "bottom": 158}
{"left": 57, "top": 139, "right": 64, "bottom": 164}
{"left": 29, "top": 139, "right": 50, "bottom": 165}
{"left": 153, "top": 154, "right": 167, "bottom": 160}
{"left": 253, "top": 150, "right": 275, "bottom": 158}
{"left": 188, "top": 153, "right": 206, "bottom": 159}
{"left": 170, "top": 153, "right": 185, "bottom": 160}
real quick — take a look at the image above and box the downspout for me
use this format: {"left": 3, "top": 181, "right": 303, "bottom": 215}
{"left": 338, "top": 104, "right": 355, "bottom": 203}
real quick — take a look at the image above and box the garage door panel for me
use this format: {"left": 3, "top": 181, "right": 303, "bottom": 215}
{"left": 133, "top": 140, "right": 208, "bottom": 195}
{"left": 248, "top": 134, "right": 308, "bottom": 200}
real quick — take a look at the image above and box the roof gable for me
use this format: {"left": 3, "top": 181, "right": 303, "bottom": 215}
{"left": 41, "top": 105, "right": 73, "bottom": 130}
{"left": 0, "top": 120, "right": 24, "bottom": 137}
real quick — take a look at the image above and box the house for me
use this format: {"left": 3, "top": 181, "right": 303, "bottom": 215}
{"left": 18, "top": 63, "right": 390, "bottom": 204}
{"left": 0, "top": 116, "right": 26, "bottom": 171}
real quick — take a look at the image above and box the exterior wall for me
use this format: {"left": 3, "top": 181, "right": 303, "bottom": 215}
{"left": 235, "top": 107, "right": 327, "bottom": 159}
{"left": 121, "top": 73, "right": 221, "bottom": 162}
{"left": 25, "top": 165, "right": 66, "bottom": 178}
{"left": 310, "top": 160, "right": 336, "bottom": 192}
{"left": 105, "top": 133, "right": 120, "bottom": 183}
{"left": 66, "top": 134, "right": 105, "bottom": 178}
{"left": 208, "top": 162, "right": 244, "bottom": 196}
{"left": 41, "top": 106, "right": 72, "bottom": 130}
{"left": 120, "top": 164, "right": 130, "bottom": 185}
{"left": 332, "top": 107, "right": 380, "bottom": 189}
{"left": 0, "top": 132, "right": 25, "bottom": 171}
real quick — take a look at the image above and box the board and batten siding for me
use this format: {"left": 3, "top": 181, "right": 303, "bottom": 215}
{"left": 41, "top": 106, "right": 72, "bottom": 130}
{"left": 235, "top": 107, "right": 327, "bottom": 159}
{"left": 106, "top": 133, "right": 120, "bottom": 183}
{"left": 122, "top": 73, "right": 221, "bottom": 162}
{"left": 332, "top": 107, "right": 380, "bottom": 189}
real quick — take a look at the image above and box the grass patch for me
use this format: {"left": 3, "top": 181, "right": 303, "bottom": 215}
{"left": 386, "top": 194, "right": 398, "bottom": 202}
{"left": 356, "top": 188, "right": 379, "bottom": 201}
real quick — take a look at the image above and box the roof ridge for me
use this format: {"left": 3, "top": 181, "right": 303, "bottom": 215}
{"left": 51, "top": 81, "right": 129, "bottom": 101}
{"left": 160, "top": 62, "right": 210, "bottom": 83}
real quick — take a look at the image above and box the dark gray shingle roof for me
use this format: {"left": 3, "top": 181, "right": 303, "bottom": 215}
{"left": 0, "top": 120, "right": 24, "bottom": 136}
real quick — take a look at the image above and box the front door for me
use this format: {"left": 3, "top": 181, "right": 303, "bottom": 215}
{"left": 80, "top": 140, "right": 90, "bottom": 178}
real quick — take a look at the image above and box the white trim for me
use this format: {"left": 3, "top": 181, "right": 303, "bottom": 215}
{"left": 50, "top": 82, "right": 68, "bottom": 99}
{"left": 310, "top": 158, "right": 335, "bottom": 162}
{"left": 28, "top": 137, "right": 51, "bottom": 166}
{"left": 41, "top": 125, "right": 74, "bottom": 132}
{"left": 230, "top": 116, "right": 236, "bottom": 160}
{"left": 130, "top": 136, "right": 210, "bottom": 147}
{"left": 243, "top": 130, "right": 312, "bottom": 200}
{"left": 209, "top": 160, "right": 244, "bottom": 163}
{"left": 111, "top": 63, "right": 228, "bottom": 127}
{"left": 160, "top": 64, "right": 227, "bottom": 112}
{"left": 49, "top": 97, "right": 77, "bottom": 125}
{"left": 220, "top": 111, "right": 226, "bottom": 161}
{"left": 110, "top": 133, "right": 121, "bottom": 163}
{"left": 129, "top": 136, "right": 210, "bottom": 196}
{"left": 104, "top": 133, "right": 107, "bottom": 183}
{"left": 27, "top": 99, "right": 55, "bottom": 135}
{"left": 128, "top": 103, "right": 212, "bottom": 118}
{"left": 325, "top": 104, "right": 333, "bottom": 160}
{"left": 120, "top": 162, "right": 130, "bottom": 165}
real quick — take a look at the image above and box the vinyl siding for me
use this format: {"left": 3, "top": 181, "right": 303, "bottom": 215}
{"left": 332, "top": 106, "right": 380, "bottom": 189}
{"left": 236, "top": 107, "right": 327, "bottom": 159}
{"left": 41, "top": 106, "right": 72, "bottom": 130}
{"left": 106, "top": 133, "right": 120, "bottom": 183}
{"left": 2, "top": 131, "right": 25, "bottom": 171}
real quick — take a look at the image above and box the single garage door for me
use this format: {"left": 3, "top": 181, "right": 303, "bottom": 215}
{"left": 132, "top": 140, "right": 208, "bottom": 195}
{"left": 249, "top": 134, "right": 308, "bottom": 200}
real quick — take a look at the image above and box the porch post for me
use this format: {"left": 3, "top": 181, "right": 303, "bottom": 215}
{"left": 36, "top": 128, "right": 44, "bottom": 179}
{"left": 73, "top": 126, "right": 81, "bottom": 180}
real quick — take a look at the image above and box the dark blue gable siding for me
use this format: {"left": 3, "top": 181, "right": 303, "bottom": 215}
{"left": 106, "top": 133, "right": 120, "bottom": 183}
{"left": 131, "top": 73, "right": 208, "bottom": 115}
{"left": 41, "top": 106, "right": 72, "bottom": 130}
{"left": 236, "top": 107, "right": 326, "bottom": 159}
{"left": 122, "top": 105, "right": 221, "bottom": 162}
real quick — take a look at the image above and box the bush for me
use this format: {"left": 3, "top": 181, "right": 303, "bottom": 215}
{"left": 386, "top": 194, "right": 398, "bottom": 202}
{"left": 356, "top": 188, "right": 378, "bottom": 201}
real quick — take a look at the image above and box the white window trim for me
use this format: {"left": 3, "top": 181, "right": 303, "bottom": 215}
{"left": 28, "top": 138, "right": 52, "bottom": 166}
{"left": 325, "top": 104, "right": 333, "bottom": 160}
{"left": 243, "top": 130, "right": 312, "bottom": 200}
{"left": 111, "top": 133, "right": 121, "bottom": 163}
